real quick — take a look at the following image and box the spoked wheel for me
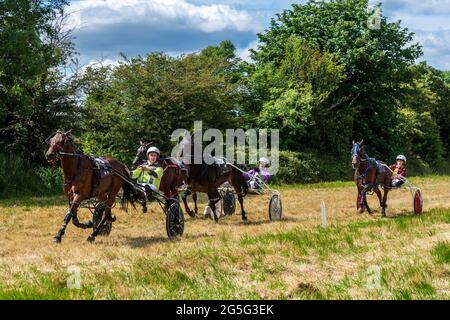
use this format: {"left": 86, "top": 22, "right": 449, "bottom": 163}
{"left": 222, "top": 190, "right": 236, "bottom": 216}
{"left": 93, "top": 210, "right": 113, "bottom": 236}
{"left": 165, "top": 199, "right": 184, "bottom": 238}
{"left": 414, "top": 190, "right": 423, "bottom": 214}
{"left": 269, "top": 194, "right": 282, "bottom": 221}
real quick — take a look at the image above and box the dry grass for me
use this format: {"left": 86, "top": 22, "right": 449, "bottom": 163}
{"left": 0, "top": 176, "right": 449, "bottom": 299}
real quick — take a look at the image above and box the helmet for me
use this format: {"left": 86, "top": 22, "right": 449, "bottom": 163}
{"left": 146, "top": 146, "right": 160, "bottom": 156}
{"left": 396, "top": 155, "right": 406, "bottom": 162}
{"left": 259, "top": 157, "right": 270, "bottom": 164}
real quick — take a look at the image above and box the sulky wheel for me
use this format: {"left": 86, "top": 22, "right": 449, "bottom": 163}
{"left": 414, "top": 190, "right": 423, "bottom": 214}
{"left": 269, "top": 194, "right": 282, "bottom": 221}
{"left": 222, "top": 190, "right": 236, "bottom": 215}
{"left": 165, "top": 199, "right": 184, "bottom": 238}
{"left": 93, "top": 209, "right": 113, "bottom": 236}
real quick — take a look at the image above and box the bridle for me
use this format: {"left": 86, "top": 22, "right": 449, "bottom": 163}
{"left": 351, "top": 143, "right": 367, "bottom": 169}
{"left": 47, "top": 132, "right": 79, "bottom": 162}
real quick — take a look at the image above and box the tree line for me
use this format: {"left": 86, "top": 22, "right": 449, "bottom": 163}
{"left": 1, "top": 0, "right": 450, "bottom": 196}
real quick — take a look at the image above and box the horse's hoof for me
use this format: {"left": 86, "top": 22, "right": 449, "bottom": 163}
{"left": 242, "top": 216, "right": 248, "bottom": 221}
{"left": 358, "top": 208, "right": 365, "bottom": 214}
{"left": 53, "top": 237, "right": 61, "bottom": 244}
{"left": 87, "top": 235, "right": 95, "bottom": 243}
{"left": 187, "top": 210, "right": 195, "bottom": 218}
{"left": 142, "top": 207, "right": 147, "bottom": 213}
{"left": 83, "top": 220, "right": 94, "bottom": 228}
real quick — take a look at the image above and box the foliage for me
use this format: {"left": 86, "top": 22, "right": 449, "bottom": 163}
{"left": 1, "top": 0, "right": 450, "bottom": 194}
{"left": 250, "top": 0, "right": 423, "bottom": 162}
{"left": 256, "top": 37, "right": 345, "bottom": 150}
{"left": 0, "top": 0, "right": 78, "bottom": 164}
{"left": 0, "top": 153, "right": 61, "bottom": 198}
{"left": 80, "top": 42, "right": 246, "bottom": 165}
{"left": 270, "top": 150, "right": 320, "bottom": 184}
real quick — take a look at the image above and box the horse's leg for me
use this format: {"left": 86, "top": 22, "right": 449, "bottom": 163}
{"left": 381, "top": 187, "right": 389, "bottom": 218}
{"left": 72, "top": 201, "right": 94, "bottom": 230}
{"left": 53, "top": 194, "right": 83, "bottom": 243}
{"left": 53, "top": 208, "right": 73, "bottom": 243}
{"left": 356, "top": 178, "right": 365, "bottom": 214}
{"left": 374, "top": 187, "right": 383, "bottom": 213}
{"left": 363, "top": 187, "right": 372, "bottom": 215}
{"left": 207, "top": 189, "right": 221, "bottom": 223}
{"left": 181, "top": 189, "right": 195, "bottom": 217}
{"left": 237, "top": 191, "right": 247, "bottom": 221}
{"left": 192, "top": 192, "right": 198, "bottom": 215}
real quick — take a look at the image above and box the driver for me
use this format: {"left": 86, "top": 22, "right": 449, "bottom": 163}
{"left": 131, "top": 146, "right": 164, "bottom": 198}
{"left": 390, "top": 155, "right": 407, "bottom": 188}
{"left": 245, "top": 157, "right": 271, "bottom": 189}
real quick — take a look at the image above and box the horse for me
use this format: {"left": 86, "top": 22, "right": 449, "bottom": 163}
{"left": 45, "top": 130, "right": 137, "bottom": 243}
{"left": 351, "top": 140, "right": 392, "bottom": 217}
{"left": 131, "top": 142, "right": 195, "bottom": 215}
{"left": 179, "top": 134, "right": 248, "bottom": 223}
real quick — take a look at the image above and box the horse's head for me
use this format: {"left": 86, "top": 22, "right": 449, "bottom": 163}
{"left": 351, "top": 139, "right": 365, "bottom": 169}
{"left": 45, "top": 130, "right": 73, "bottom": 164}
{"left": 132, "top": 141, "right": 151, "bottom": 169}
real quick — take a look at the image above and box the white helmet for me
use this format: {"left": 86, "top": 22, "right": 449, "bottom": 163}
{"left": 396, "top": 155, "right": 406, "bottom": 162}
{"left": 146, "top": 146, "right": 160, "bottom": 156}
{"left": 259, "top": 157, "right": 270, "bottom": 164}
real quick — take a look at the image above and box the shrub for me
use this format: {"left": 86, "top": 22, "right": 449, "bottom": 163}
{"left": 271, "top": 151, "right": 320, "bottom": 184}
{"left": 0, "top": 153, "right": 62, "bottom": 199}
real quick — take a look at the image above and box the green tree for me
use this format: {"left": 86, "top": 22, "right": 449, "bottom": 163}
{"left": 80, "top": 42, "right": 245, "bottom": 164}
{"left": 256, "top": 37, "right": 345, "bottom": 150}
{"left": 0, "top": 0, "right": 78, "bottom": 163}
{"left": 398, "top": 63, "right": 450, "bottom": 162}
{"left": 250, "top": 0, "right": 423, "bottom": 160}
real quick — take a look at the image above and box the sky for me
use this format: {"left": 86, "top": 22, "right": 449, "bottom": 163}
{"left": 67, "top": 0, "right": 450, "bottom": 70}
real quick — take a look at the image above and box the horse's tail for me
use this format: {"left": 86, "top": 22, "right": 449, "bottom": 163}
{"left": 121, "top": 167, "right": 138, "bottom": 211}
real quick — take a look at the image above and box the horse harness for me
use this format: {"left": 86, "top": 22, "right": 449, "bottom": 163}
{"left": 56, "top": 149, "right": 114, "bottom": 198}
{"left": 356, "top": 157, "right": 385, "bottom": 190}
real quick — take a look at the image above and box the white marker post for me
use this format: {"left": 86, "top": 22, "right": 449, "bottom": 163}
{"left": 321, "top": 201, "right": 327, "bottom": 228}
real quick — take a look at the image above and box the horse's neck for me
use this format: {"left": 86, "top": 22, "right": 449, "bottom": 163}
{"left": 60, "top": 142, "right": 79, "bottom": 181}
{"left": 357, "top": 161, "right": 366, "bottom": 173}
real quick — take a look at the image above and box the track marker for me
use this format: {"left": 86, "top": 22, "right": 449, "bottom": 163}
{"left": 321, "top": 201, "right": 327, "bottom": 228}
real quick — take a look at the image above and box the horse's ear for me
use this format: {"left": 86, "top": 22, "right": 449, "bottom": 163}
{"left": 140, "top": 140, "right": 143, "bottom": 146}
{"left": 360, "top": 139, "right": 364, "bottom": 145}
{"left": 65, "top": 129, "right": 72, "bottom": 135}
{"left": 352, "top": 140, "right": 355, "bottom": 145}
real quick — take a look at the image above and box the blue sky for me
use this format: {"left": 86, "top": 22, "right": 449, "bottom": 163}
{"left": 68, "top": 0, "right": 450, "bottom": 70}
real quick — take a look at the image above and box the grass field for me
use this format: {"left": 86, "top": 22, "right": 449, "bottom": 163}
{"left": 0, "top": 176, "right": 449, "bottom": 299}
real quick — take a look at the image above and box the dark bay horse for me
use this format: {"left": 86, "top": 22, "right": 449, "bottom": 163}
{"left": 45, "top": 130, "right": 137, "bottom": 243}
{"left": 179, "top": 134, "right": 249, "bottom": 223}
{"left": 351, "top": 140, "right": 392, "bottom": 216}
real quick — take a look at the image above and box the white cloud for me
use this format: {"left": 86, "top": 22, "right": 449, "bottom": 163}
{"left": 371, "top": 0, "right": 450, "bottom": 15}
{"left": 414, "top": 30, "right": 450, "bottom": 70}
{"left": 236, "top": 39, "right": 258, "bottom": 62}
{"left": 68, "top": 0, "right": 260, "bottom": 33}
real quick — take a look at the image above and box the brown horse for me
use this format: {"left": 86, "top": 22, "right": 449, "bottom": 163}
{"left": 351, "top": 140, "right": 391, "bottom": 216}
{"left": 45, "top": 130, "right": 137, "bottom": 243}
{"left": 133, "top": 142, "right": 199, "bottom": 216}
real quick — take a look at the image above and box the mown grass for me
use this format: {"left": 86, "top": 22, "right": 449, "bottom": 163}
{"left": 0, "top": 177, "right": 449, "bottom": 300}
{"left": 0, "top": 207, "right": 448, "bottom": 299}
{"left": 271, "top": 174, "right": 450, "bottom": 190}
